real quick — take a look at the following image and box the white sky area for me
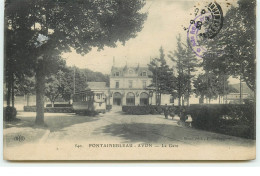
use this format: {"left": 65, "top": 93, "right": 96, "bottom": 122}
{"left": 62, "top": 0, "right": 238, "bottom": 83}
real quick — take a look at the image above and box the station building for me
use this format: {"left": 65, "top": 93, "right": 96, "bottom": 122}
{"left": 88, "top": 63, "right": 173, "bottom": 106}
{"left": 109, "top": 64, "right": 153, "bottom": 106}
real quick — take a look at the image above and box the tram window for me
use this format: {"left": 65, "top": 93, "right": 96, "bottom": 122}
{"left": 96, "top": 94, "right": 101, "bottom": 99}
{"left": 74, "top": 94, "right": 81, "bottom": 102}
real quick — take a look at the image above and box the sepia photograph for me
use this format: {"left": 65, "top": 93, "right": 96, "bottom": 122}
{"left": 3, "top": 0, "right": 256, "bottom": 160}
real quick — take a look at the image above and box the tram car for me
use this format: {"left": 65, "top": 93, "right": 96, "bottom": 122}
{"left": 72, "top": 90, "right": 106, "bottom": 115}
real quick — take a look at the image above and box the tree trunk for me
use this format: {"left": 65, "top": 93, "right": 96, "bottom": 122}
{"left": 6, "top": 75, "right": 11, "bottom": 107}
{"left": 187, "top": 67, "right": 191, "bottom": 107}
{"left": 178, "top": 95, "right": 181, "bottom": 106}
{"left": 51, "top": 101, "right": 54, "bottom": 107}
{"left": 240, "top": 75, "right": 243, "bottom": 104}
{"left": 199, "top": 95, "right": 204, "bottom": 104}
{"left": 35, "top": 62, "right": 45, "bottom": 125}
{"left": 159, "top": 93, "right": 162, "bottom": 105}
{"left": 11, "top": 73, "right": 15, "bottom": 107}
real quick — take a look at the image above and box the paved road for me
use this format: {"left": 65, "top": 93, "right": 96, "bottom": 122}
{"left": 3, "top": 107, "right": 256, "bottom": 160}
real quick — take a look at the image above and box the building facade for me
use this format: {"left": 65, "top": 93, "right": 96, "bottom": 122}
{"left": 109, "top": 64, "right": 172, "bottom": 106}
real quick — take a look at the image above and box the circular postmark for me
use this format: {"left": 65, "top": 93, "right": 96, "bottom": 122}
{"left": 187, "top": 2, "right": 224, "bottom": 58}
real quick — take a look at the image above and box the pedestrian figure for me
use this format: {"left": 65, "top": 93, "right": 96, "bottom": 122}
{"left": 179, "top": 107, "right": 187, "bottom": 122}
{"left": 169, "top": 106, "right": 175, "bottom": 120}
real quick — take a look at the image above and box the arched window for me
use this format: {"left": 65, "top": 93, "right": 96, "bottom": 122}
{"left": 140, "top": 92, "right": 149, "bottom": 106}
{"left": 113, "top": 92, "right": 122, "bottom": 106}
{"left": 126, "top": 92, "right": 135, "bottom": 106}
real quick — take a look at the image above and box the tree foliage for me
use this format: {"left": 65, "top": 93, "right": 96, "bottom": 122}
{"left": 193, "top": 72, "right": 219, "bottom": 104}
{"left": 168, "top": 35, "right": 198, "bottom": 106}
{"left": 193, "top": 72, "right": 238, "bottom": 104}
{"left": 201, "top": 0, "right": 256, "bottom": 92}
{"left": 81, "top": 68, "right": 110, "bottom": 86}
{"left": 148, "top": 47, "right": 175, "bottom": 105}
{"left": 5, "top": 0, "right": 147, "bottom": 124}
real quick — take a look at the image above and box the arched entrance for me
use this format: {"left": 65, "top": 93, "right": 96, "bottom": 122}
{"left": 140, "top": 92, "right": 149, "bottom": 106}
{"left": 126, "top": 92, "right": 135, "bottom": 106}
{"left": 113, "top": 92, "right": 122, "bottom": 106}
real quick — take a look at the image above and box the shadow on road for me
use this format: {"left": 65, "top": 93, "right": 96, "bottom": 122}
{"left": 97, "top": 122, "right": 254, "bottom": 146}
{"left": 4, "top": 113, "right": 100, "bottom": 132}
{"left": 97, "top": 122, "right": 188, "bottom": 144}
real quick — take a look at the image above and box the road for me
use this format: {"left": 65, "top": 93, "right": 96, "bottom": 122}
{"left": 3, "top": 107, "right": 256, "bottom": 160}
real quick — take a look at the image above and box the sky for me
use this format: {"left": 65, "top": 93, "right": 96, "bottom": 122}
{"left": 62, "top": 0, "right": 237, "bottom": 76}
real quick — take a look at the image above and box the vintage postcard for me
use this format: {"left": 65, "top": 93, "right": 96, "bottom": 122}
{"left": 3, "top": 0, "right": 256, "bottom": 160}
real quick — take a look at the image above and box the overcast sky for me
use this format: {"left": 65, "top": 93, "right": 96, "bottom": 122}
{"left": 62, "top": 0, "right": 237, "bottom": 75}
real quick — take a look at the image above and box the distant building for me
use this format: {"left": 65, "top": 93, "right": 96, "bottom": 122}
{"left": 226, "top": 93, "right": 249, "bottom": 100}
{"left": 109, "top": 64, "right": 151, "bottom": 106}
{"left": 88, "top": 62, "right": 173, "bottom": 106}
{"left": 226, "top": 82, "right": 254, "bottom": 103}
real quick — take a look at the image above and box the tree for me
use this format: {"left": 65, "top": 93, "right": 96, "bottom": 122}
{"left": 200, "top": 0, "right": 256, "bottom": 93}
{"left": 193, "top": 73, "right": 219, "bottom": 104}
{"left": 4, "top": 6, "right": 35, "bottom": 108}
{"left": 61, "top": 66, "right": 88, "bottom": 102}
{"left": 5, "top": 0, "right": 147, "bottom": 125}
{"left": 46, "top": 65, "right": 109, "bottom": 106}
{"left": 45, "top": 70, "right": 66, "bottom": 107}
{"left": 168, "top": 35, "right": 185, "bottom": 106}
{"left": 15, "top": 76, "right": 35, "bottom": 96}
{"left": 214, "top": 74, "right": 239, "bottom": 104}
{"left": 193, "top": 74, "right": 207, "bottom": 104}
{"left": 80, "top": 68, "right": 110, "bottom": 86}
{"left": 179, "top": 39, "right": 197, "bottom": 106}
{"left": 169, "top": 34, "right": 198, "bottom": 106}
{"left": 148, "top": 47, "right": 175, "bottom": 105}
